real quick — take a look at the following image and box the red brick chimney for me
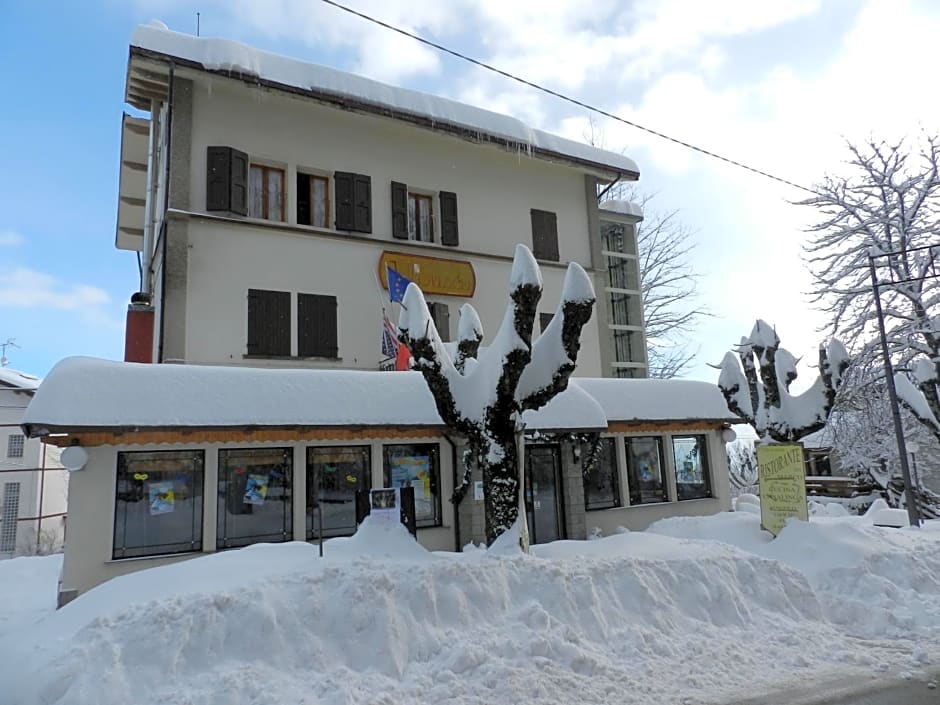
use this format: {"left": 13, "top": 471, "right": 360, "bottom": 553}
{"left": 124, "top": 292, "right": 154, "bottom": 363}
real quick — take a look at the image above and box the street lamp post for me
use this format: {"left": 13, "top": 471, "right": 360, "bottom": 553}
{"left": 868, "top": 253, "right": 922, "bottom": 527}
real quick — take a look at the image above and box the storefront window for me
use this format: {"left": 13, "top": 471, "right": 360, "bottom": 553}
{"left": 383, "top": 443, "right": 441, "bottom": 528}
{"left": 583, "top": 438, "right": 621, "bottom": 511}
{"left": 625, "top": 437, "right": 668, "bottom": 505}
{"left": 307, "top": 445, "right": 371, "bottom": 539}
{"left": 217, "top": 447, "right": 293, "bottom": 548}
{"left": 113, "top": 450, "right": 204, "bottom": 559}
{"left": 672, "top": 435, "right": 712, "bottom": 500}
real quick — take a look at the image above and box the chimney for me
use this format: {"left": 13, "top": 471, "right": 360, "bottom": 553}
{"left": 124, "top": 292, "right": 155, "bottom": 363}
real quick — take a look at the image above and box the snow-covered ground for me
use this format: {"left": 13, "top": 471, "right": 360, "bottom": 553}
{"left": 1, "top": 509, "right": 939, "bottom": 705}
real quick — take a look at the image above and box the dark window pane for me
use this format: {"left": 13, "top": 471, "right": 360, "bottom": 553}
{"left": 217, "top": 448, "right": 293, "bottom": 548}
{"left": 307, "top": 446, "right": 371, "bottom": 539}
{"left": 672, "top": 435, "right": 712, "bottom": 500}
{"left": 607, "top": 255, "right": 638, "bottom": 290}
{"left": 626, "top": 437, "right": 668, "bottom": 505}
{"left": 113, "top": 450, "right": 204, "bottom": 558}
{"left": 383, "top": 444, "right": 441, "bottom": 528}
{"left": 583, "top": 438, "right": 620, "bottom": 510}
{"left": 608, "top": 292, "right": 632, "bottom": 326}
{"left": 601, "top": 221, "right": 626, "bottom": 253}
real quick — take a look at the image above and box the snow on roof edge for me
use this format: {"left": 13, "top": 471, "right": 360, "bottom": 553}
{"left": 0, "top": 367, "right": 41, "bottom": 391}
{"left": 129, "top": 24, "right": 640, "bottom": 178}
{"left": 599, "top": 199, "right": 644, "bottom": 219}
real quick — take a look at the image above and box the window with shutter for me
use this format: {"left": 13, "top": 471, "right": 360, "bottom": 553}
{"left": 249, "top": 165, "right": 285, "bottom": 221}
{"left": 353, "top": 174, "right": 372, "bottom": 233}
{"left": 530, "top": 209, "right": 559, "bottom": 261}
{"left": 247, "top": 289, "right": 290, "bottom": 357}
{"left": 298, "top": 293, "right": 338, "bottom": 358}
{"left": 429, "top": 302, "right": 451, "bottom": 342}
{"left": 334, "top": 172, "right": 355, "bottom": 230}
{"left": 297, "top": 172, "right": 330, "bottom": 228}
{"left": 206, "top": 146, "right": 248, "bottom": 215}
{"left": 334, "top": 172, "right": 371, "bottom": 232}
{"left": 439, "top": 191, "right": 459, "bottom": 246}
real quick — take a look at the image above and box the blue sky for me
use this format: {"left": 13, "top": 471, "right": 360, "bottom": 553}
{"left": 3, "top": 0, "right": 940, "bottom": 382}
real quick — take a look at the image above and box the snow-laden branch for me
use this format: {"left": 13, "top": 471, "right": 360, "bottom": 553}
{"left": 718, "top": 320, "right": 850, "bottom": 442}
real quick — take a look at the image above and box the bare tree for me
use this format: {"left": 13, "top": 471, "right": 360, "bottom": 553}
{"left": 801, "top": 135, "right": 940, "bottom": 443}
{"left": 718, "top": 320, "right": 849, "bottom": 442}
{"left": 398, "top": 245, "right": 595, "bottom": 544}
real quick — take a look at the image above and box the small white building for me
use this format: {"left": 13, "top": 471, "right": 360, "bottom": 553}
{"left": 0, "top": 368, "right": 67, "bottom": 557}
{"left": 22, "top": 358, "right": 736, "bottom": 606}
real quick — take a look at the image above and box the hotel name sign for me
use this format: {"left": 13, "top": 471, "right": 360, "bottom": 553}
{"left": 378, "top": 251, "right": 476, "bottom": 298}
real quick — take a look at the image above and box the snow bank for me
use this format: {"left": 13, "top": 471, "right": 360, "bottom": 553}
{"left": 6, "top": 512, "right": 940, "bottom": 705}
{"left": 0, "top": 554, "right": 61, "bottom": 634}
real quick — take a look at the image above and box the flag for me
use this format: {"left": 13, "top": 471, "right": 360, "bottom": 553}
{"left": 386, "top": 265, "right": 413, "bottom": 304}
{"left": 395, "top": 339, "right": 412, "bottom": 371}
{"left": 381, "top": 313, "right": 400, "bottom": 359}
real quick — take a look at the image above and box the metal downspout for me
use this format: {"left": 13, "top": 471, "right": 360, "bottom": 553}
{"left": 157, "top": 61, "right": 175, "bottom": 363}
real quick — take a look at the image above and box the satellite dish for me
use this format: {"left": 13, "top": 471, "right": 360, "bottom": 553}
{"left": 61, "top": 446, "right": 89, "bottom": 472}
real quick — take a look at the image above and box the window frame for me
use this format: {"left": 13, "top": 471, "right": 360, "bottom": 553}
{"left": 625, "top": 436, "right": 669, "bottom": 505}
{"left": 306, "top": 445, "right": 372, "bottom": 540}
{"left": 382, "top": 443, "right": 442, "bottom": 528}
{"left": 297, "top": 171, "right": 331, "bottom": 229}
{"left": 6, "top": 434, "right": 24, "bottom": 459}
{"left": 583, "top": 437, "right": 622, "bottom": 511}
{"left": 217, "top": 447, "right": 293, "bottom": 549}
{"left": 408, "top": 192, "right": 435, "bottom": 243}
{"left": 671, "top": 434, "right": 713, "bottom": 501}
{"left": 112, "top": 449, "right": 205, "bottom": 560}
{"left": 249, "top": 163, "right": 286, "bottom": 222}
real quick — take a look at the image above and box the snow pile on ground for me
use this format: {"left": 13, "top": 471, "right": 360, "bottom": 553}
{"left": 3, "top": 515, "right": 940, "bottom": 705}
{"left": 0, "top": 553, "right": 61, "bottom": 634}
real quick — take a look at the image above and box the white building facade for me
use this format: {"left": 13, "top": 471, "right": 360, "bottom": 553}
{"left": 0, "top": 368, "right": 67, "bottom": 557}
{"left": 116, "top": 24, "right": 649, "bottom": 378}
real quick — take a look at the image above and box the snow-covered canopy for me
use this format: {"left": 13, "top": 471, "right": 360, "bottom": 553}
{"left": 21, "top": 358, "right": 736, "bottom": 438}
{"left": 572, "top": 378, "right": 738, "bottom": 424}
{"left": 598, "top": 199, "right": 644, "bottom": 219}
{"left": 0, "top": 367, "right": 41, "bottom": 391}
{"left": 129, "top": 23, "right": 639, "bottom": 179}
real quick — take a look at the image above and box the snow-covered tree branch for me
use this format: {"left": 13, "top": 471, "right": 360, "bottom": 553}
{"left": 399, "top": 245, "right": 595, "bottom": 543}
{"left": 718, "top": 320, "right": 849, "bottom": 442}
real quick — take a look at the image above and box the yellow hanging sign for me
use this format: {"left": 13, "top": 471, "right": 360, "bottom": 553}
{"left": 379, "top": 251, "right": 476, "bottom": 298}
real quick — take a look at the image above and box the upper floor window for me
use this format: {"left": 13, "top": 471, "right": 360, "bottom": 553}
{"left": 530, "top": 209, "right": 559, "bottom": 261}
{"left": 6, "top": 434, "right": 24, "bottom": 459}
{"left": 297, "top": 172, "right": 330, "bottom": 228}
{"left": 391, "top": 182, "right": 459, "bottom": 246}
{"left": 249, "top": 164, "right": 285, "bottom": 221}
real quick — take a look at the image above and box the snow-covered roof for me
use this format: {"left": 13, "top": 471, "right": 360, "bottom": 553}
{"left": 571, "top": 378, "right": 739, "bottom": 424}
{"left": 128, "top": 23, "right": 639, "bottom": 179}
{"left": 598, "top": 199, "right": 644, "bottom": 220}
{"left": 21, "top": 357, "right": 606, "bottom": 435}
{"left": 0, "top": 367, "right": 41, "bottom": 391}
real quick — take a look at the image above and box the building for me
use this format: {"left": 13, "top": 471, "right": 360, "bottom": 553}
{"left": 0, "top": 368, "right": 67, "bottom": 557}
{"left": 116, "top": 22, "right": 649, "bottom": 378}
{"left": 21, "top": 357, "right": 736, "bottom": 606}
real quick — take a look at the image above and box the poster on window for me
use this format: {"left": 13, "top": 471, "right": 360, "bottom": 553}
{"left": 243, "top": 474, "right": 270, "bottom": 506}
{"left": 390, "top": 456, "right": 431, "bottom": 498}
{"left": 677, "top": 457, "right": 703, "bottom": 485}
{"left": 148, "top": 481, "right": 175, "bottom": 515}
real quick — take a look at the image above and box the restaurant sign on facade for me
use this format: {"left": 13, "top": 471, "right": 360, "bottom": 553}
{"left": 378, "top": 251, "right": 476, "bottom": 298}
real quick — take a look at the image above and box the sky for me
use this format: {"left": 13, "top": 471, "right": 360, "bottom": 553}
{"left": 3, "top": 0, "right": 940, "bottom": 383}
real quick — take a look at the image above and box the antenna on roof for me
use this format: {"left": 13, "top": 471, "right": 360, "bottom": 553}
{"left": 196, "top": 12, "right": 200, "bottom": 37}
{"left": 0, "top": 338, "right": 20, "bottom": 368}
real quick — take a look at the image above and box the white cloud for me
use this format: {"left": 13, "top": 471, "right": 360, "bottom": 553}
{"left": 0, "top": 230, "right": 24, "bottom": 247}
{"left": 0, "top": 268, "right": 110, "bottom": 310}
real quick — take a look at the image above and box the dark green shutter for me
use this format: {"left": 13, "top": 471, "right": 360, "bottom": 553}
{"left": 299, "top": 294, "right": 338, "bottom": 358}
{"left": 247, "top": 289, "right": 290, "bottom": 356}
{"left": 530, "top": 209, "right": 559, "bottom": 261}
{"left": 297, "top": 173, "right": 311, "bottom": 225}
{"left": 353, "top": 174, "right": 372, "bottom": 233}
{"left": 439, "top": 191, "right": 459, "bottom": 246}
{"left": 229, "top": 149, "right": 248, "bottom": 216}
{"left": 334, "top": 172, "right": 355, "bottom": 230}
{"left": 391, "top": 181, "right": 408, "bottom": 239}
{"left": 207, "top": 146, "right": 247, "bottom": 214}
{"left": 430, "top": 302, "right": 450, "bottom": 342}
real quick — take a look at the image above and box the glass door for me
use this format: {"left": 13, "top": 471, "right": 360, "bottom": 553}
{"left": 525, "top": 445, "right": 565, "bottom": 544}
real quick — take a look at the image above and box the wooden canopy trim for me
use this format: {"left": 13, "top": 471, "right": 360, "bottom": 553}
{"left": 606, "top": 420, "right": 729, "bottom": 434}
{"left": 43, "top": 425, "right": 444, "bottom": 448}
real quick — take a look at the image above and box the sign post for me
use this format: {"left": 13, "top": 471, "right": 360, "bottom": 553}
{"left": 757, "top": 443, "right": 808, "bottom": 536}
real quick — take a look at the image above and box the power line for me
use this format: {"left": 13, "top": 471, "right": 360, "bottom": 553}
{"left": 320, "top": 0, "right": 817, "bottom": 195}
